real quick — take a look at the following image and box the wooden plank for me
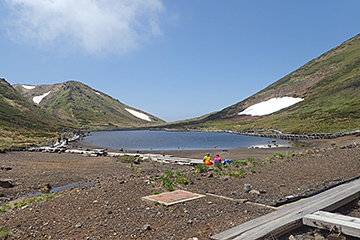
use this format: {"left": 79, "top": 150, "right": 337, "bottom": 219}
{"left": 212, "top": 180, "right": 360, "bottom": 240}
{"left": 303, "top": 211, "right": 360, "bottom": 238}
{"left": 232, "top": 188, "right": 360, "bottom": 240}
{"left": 211, "top": 178, "right": 360, "bottom": 240}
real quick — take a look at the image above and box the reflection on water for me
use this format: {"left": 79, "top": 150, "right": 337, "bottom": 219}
{"left": 83, "top": 130, "right": 289, "bottom": 151}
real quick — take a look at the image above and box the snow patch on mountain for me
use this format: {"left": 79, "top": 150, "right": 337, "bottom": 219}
{"left": 125, "top": 108, "right": 151, "bottom": 121}
{"left": 238, "top": 97, "right": 303, "bottom": 116}
{"left": 22, "top": 85, "right": 35, "bottom": 90}
{"left": 33, "top": 91, "right": 51, "bottom": 104}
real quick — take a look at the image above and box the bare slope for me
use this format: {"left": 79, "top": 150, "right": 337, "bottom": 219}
{"left": 14, "top": 80, "right": 165, "bottom": 130}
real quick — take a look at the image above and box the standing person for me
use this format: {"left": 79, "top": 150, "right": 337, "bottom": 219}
{"left": 203, "top": 153, "right": 212, "bottom": 166}
{"left": 214, "top": 154, "right": 222, "bottom": 164}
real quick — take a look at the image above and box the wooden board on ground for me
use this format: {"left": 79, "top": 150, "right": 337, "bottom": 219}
{"left": 303, "top": 211, "right": 360, "bottom": 238}
{"left": 142, "top": 190, "right": 205, "bottom": 206}
{"left": 211, "top": 178, "right": 360, "bottom": 240}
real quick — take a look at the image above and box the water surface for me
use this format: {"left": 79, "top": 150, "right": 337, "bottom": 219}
{"left": 83, "top": 130, "right": 288, "bottom": 151}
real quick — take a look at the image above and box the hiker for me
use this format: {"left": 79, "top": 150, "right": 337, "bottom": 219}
{"left": 203, "top": 153, "right": 212, "bottom": 166}
{"left": 214, "top": 154, "right": 222, "bottom": 164}
{"left": 223, "top": 159, "right": 233, "bottom": 165}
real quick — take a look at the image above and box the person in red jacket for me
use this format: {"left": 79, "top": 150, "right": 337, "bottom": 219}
{"left": 213, "top": 154, "right": 222, "bottom": 164}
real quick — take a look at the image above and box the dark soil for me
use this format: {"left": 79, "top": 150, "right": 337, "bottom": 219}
{"left": 1, "top": 135, "right": 360, "bottom": 239}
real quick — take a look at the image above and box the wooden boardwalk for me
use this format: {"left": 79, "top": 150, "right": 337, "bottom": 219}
{"left": 211, "top": 178, "right": 360, "bottom": 240}
{"left": 303, "top": 211, "right": 360, "bottom": 238}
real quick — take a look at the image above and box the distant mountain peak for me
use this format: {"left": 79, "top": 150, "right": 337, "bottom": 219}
{"left": 13, "top": 80, "right": 164, "bottom": 130}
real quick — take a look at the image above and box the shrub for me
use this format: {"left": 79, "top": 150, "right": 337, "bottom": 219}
{"left": 163, "top": 170, "right": 174, "bottom": 178}
{"left": 306, "top": 149, "right": 315, "bottom": 154}
{"left": 0, "top": 228, "right": 10, "bottom": 239}
{"left": 247, "top": 157, "right": 257, "bottom": 165}
{"left": 194, "top": 164, "right": 209, "bottom": 173}
{"left": 231, "top": 160, "right": 248, "bottom": 167}
{"left": 131, "top": 166, "right": 143, "bottom": 173}
{"left": 214, "top": 163, "right": 223, "bottom": 170}
{"left": 164, "top": 183, "right": 175, "bottom": 191}
{"left": 160, "top": 176, "right": 172, "bottom": 186}
{"left": 175, "top": 178, "right": 189, "bottom": 185}
{"left": 227, "top": 169, "right": 245, "bottom": 178}
{"left": 118, "top": 155, "right": 142, "bottom": 163}
{"left": 273, "top": 153, "right": 285, "bottom": 159}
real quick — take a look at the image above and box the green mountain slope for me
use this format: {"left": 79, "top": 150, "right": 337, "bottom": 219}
{"left": 172, "top": 33, "right": 360, "bottom": 134}
{"left": 14, "top": 80, "right": 165, "bottom": 130}
{"left": 0, "top": 78, "right": 70, "bottom": 147}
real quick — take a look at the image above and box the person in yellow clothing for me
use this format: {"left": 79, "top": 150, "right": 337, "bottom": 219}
{"left": 203, "top": 153, "right": 212, "bottom": 166}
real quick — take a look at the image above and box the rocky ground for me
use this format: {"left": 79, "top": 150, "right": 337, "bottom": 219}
{"left": 1, "top": 135, "right": 360, "bottom": 239}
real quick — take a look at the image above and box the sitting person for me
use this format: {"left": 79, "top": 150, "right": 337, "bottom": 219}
{"left": 214, "top": 154, "right": 222, "bottom": 164}
{"left": 223, "top": 158, "right": 233, "bottom": 165}
{"left": 203, "top": 153, "right": 212, "bottom": 166}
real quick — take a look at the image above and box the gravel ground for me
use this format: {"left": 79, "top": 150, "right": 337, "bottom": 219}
{"left": 1, "top": 135, "right": 360, "bottom": 239}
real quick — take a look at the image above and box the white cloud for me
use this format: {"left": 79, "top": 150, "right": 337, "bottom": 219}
{"left": 4, "top": 0, "right": 165, "bottom": 54}
{"left": 238, "top": 97, "right": 304, "bottom": 116}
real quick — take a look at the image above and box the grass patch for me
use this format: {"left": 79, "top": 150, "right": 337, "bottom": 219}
{"left": 0, "top": 228, "right": 10, "bottom": 239}
{"left": 151, "top": 170, "right": 190, "bottom": 192}
{"left": 194, "top": 164, "right": 209, "bottom": 173}
{"left": 227, "top": 170, "right": 245, "bottom": 178}
{"left": 0, "top": 193, "right": 56, "bottom": 213}
{"left": 118, "top": 155, "right": 143, "bottom": 163}
{"left": 265, "top": 150, "right": 296, "bottom": 163}
{"left": 131, "top": 166, "right": 143, "bottom": 173}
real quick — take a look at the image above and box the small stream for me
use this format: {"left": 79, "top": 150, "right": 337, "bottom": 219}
{"left": 2, "top": 180, "right": 100, "bottom": 205}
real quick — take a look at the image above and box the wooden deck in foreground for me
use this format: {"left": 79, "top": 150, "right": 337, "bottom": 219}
{"left": 211, "top": 178, "right": 360, "bottom": 240}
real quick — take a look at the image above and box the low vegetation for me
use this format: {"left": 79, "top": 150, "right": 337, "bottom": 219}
{"left": 0, "top": 194, "right": 56, "bottom": 214}
{"left": 143, "top": 151, "right": 300, "bottom": 194}
{"left": 0, "top": 228, "right": 10, "bottom": 239}
{"left": 118, "top": 155, "right": 145, "bottom": 163}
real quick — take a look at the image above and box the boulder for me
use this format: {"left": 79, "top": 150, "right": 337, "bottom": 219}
{"left": 40, "top": 183, "right": 52, "bottom": 193}
{"left": 0, "top": 166, "right": 12, "bottom": 171}
{"left": 0, "top": 179, "right": 14, "bottom": 188}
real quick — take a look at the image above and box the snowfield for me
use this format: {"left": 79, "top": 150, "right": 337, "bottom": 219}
{"left": 238, "top": 97, "right": 304, "bottom": 116}
{"left": 22, "top": 85, "right": 35, "bottom": 90}
{"left": 125, "top": 108, "right": 152, "bottom": 121}
{"left": 33, "top": 91, "right": 51, "bottom": 104}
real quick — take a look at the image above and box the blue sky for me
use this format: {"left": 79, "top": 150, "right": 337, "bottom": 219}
{"left": 1, "top": 1, "right": 359, "bottom": 122}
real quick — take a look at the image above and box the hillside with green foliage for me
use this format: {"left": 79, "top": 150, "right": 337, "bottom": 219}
{"left": 14, "top": 80, "right": 165, "bottom": 130}
{"left": 0, "top": 78, "right": 70, "bottom": 148}
{"left": 168, "top": 33, "right": 360, "bottom": 134}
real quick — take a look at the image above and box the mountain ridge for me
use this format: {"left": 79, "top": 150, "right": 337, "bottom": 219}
{"left": 0, "top": 78, "right": 71, "bottom": 148}
{"left": 13, "top": 80, "right": 165, "bottom": 130}
{"left": 167, "top": 33, "right": 360, "bottom": 133}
